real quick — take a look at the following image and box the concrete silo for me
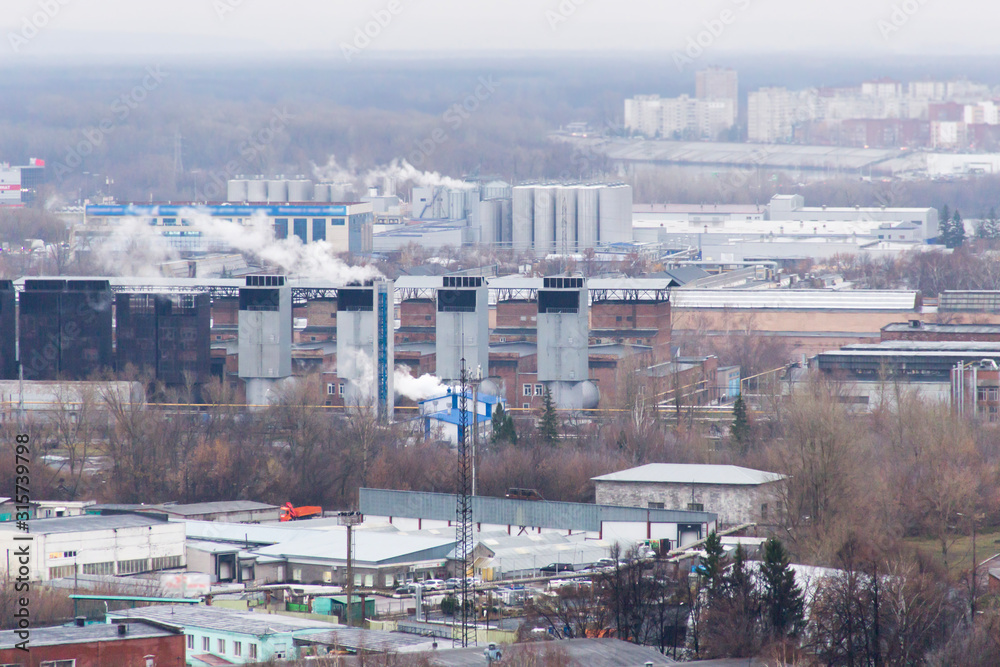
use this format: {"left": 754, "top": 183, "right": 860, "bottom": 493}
{"left": 512, "top": 186, "right": 534, "bottom": 251}
{"left": 533, "top": 185, "right": 557, "bottom": 254}
{"left": 435, "top": 276, "right": 489, "bottom": 382}
{"left": 227, "top": 179, "right": 249, "bottom": 203}
{"left": 536, "top": 276, "right": 598, "bottom": 410}
{"left": 238, "top": 275, "right": 292, "bottom": 407}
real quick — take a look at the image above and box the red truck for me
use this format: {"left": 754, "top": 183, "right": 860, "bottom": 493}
{"left": 280, "top": 502, "right": 322, "bottom": 521}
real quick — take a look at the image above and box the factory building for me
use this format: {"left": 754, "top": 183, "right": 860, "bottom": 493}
{"left": 536, "top": 276, "right": 600, "bottom": 410}
{"left": 115, "top": 292, "right": 211, "bottom": 386}
{"left": 0, "top": 158, "right": 45, "bottom": 206}
{"left": 19, "top": 279, "right": 113, "bottom": 381}
{"left": 0, "top": 281, "right": 14, "bottom": 380}
{"left": 238, "top": 275, "right": 293, "bottom": 406}
{"left": 336, "top": 281, "right": 395, "bottom": 422}
{"left": 512, "top": 183, "right": 632, "bottom": 253}
{"left": 82, "top": 202, "right": 374, "bottom": 255}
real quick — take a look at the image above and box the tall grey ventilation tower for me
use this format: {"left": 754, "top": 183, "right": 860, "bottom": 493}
{"left": 536, "top": 276, "right": 599, "bottom": 410}
{"left": 435, "top": 276, "right": 489, "bottom": 383}
{"left": 336, "top": 280, "right": 395, "bottom": 422}
{"left": 238, "top": 275, "right": 292, "bottom": 407}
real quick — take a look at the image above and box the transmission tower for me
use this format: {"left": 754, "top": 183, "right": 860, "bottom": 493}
{"left": 455, "top": 359, "right": 475, "bottom": 648}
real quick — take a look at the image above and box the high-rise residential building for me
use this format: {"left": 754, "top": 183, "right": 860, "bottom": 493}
{"left": 696, "top": 67, "right": 739, "bottom": 114}
{"left": 625, "top": 95, "right": 735, "bottom": 139}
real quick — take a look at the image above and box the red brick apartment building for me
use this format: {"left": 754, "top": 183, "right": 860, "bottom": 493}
{"left": 0, "top": 618, "right": 185, "bottom": 667}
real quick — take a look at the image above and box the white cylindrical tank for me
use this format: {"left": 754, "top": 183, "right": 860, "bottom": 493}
{"left": 599, "top": 184, "right": 632, "bottom": 244}
{"left": 512, "top": 186, "right": 534, "bottom": 251}
{"left": 314, "top": 183, "right": 331, "bottom": 202}
{"left": 577, "top": 185, "right": 599, "bottom": 250}
{"left": 449, "top": 190, "right": 465, "bottom": 221}
{"left": 288, "top": 179, "right": 313, "bottom": 202}
{"left": 500, "top": 198, "right": 512, "bottom": 246}
{"left": 267, "top": 179, "right": 288, "bottom": 203}
{"left": 330, "top": 183, "right": 352, "bottom": 202}
{"left": 533, "top": 185, "right": 556, "bottom": 254}
{"left": 483, "top": 180, "right": 511, "bottom": 200}
{"left": 247, "top": 179, "right": 267, "bottom": 202}
{"left": 555, "top": 186, "right": 578, "bottom": 253}
{"left": 227, "top": 179, "right": 249, "bottom": 202}
{"left": 479, "top": 200, "right": 502, "bottom": 244}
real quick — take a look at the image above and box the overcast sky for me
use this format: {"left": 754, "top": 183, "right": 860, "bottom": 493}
{"left": 1, "top": 0, "right": 992, "bottom": 59}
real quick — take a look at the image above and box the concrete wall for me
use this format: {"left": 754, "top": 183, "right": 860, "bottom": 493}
{"left": 595, "top": 480, "right": 783, "bottom": 527}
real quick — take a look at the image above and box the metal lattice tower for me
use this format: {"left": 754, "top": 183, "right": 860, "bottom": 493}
{"left": 455, "top": 359, "right": 475, "bottom": 648}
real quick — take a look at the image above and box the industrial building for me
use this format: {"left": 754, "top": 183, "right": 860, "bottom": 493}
{"left": 0, "top": 281, "right": 14, "bottom": 380}
{"left": 0, "top": 619, "right": 186, "bottom": 667}
{"left": 435, "top": 276, "right": 489, "bottom": 382}
{"left": 116, "top": 292, "right": 211, "bottom": 385}
{"left": 19, "top": 279, "right": 113, "bottom": 380}
{"left": 592, "top": 463, "right": 787, "bottom": 527}
{"left": 238, "top": 274, "right": 293, "bottom": 406}
{"left": 0, "top": 514, "right": 186, "bottom": 581}
{"left": 81, "top": 201, "right": 375, "bottom": 254}
{"left": 336, "top": 280, "right": 395, "bottom": 421}
{"left": 512, "top": 183, "right": 632, "bottom": 253}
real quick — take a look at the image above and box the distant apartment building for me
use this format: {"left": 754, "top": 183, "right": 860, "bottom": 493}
{"left": 625, "top": 94, "right": 735, "bottom": 139}
{"left": 696, "top": 66, "right": 739, "bottom": 114}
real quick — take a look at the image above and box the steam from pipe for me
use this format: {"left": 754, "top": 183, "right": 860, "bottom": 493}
{"left": 311, "top": 156, "right": 476, "bottom": 195}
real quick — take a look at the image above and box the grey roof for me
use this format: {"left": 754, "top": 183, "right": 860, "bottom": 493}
{"left": 153, "top": 500, "right": 279, "bottom": 516}
{"left": 359, "top": 489, "right": 716, "bottom": 531}
{"left": 842, "top": 341, "right": 1000, "bottom": 352}
{"left": 883, "top": 322, "right": 1000, "bottom": 334}
{"left": 183, "top": 520, "right": 325, "bottom": 546}
{"left": 670, "top": 289, "right": 918, "bottom": 311}
{"left": 0, "top": 620, "right": 180, "bottom": 649}
{"left": 252, "top": 529, "right": 456, "bottom": 566}
{"left": 0, "top": 513, "right": 169, "bottom": 534}
{"left": 592, "top": 464, "right": 785, "bottom": 486}
{"left": 425, "top": 638, "right": 677, "bottom": 666}
{"left": 295, "top": 628, "right": 436, "bottom": 652}
{"left": 109, "top": 604, "right": 342, "bottom": 636}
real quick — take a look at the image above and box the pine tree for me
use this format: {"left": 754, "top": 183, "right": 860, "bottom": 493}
{"left": 944, "top": 209, "right": 966, "bottom": 248}
{"left": 539, "top": 386, "right": 559, "bottom": 445}
{"left": 760, "top": 537, "right": 804, "bottom": 638}
{"left": 490, "top": 403, "right": 517, "bottom": 445}
{"left": 939, "top": 204, "right": 950, "bottom": 243}
{"left": 700, "top": 530, "right": 725, "bottom": 598}
{"left": 731, "top": 394, "right": 751, "bottom": 451}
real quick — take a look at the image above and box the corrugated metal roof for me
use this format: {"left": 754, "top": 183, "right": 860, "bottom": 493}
{"left": 670, "top": 289, "right": 918, "bottom": 311}
{"left": 0, "top": 514, "right": 170, "bottom": 534}
{"left": 359, "top": 489, "right": 716, "bottom": 531}
{"left": 0, "top": 620, "right": 179, "bottom": 649}
{"left": 592, "top": 464, "right": 785, "bottom": 486}
{"left": 110, "top": 604, "right": 341, "bottom": 636}
{"left": 183, "top": 520, "right": 325, "bottom": 546}
{"left": 295, "top": 628, "right": 436, "bottom": 652}
{"left": 253, "top": 529, "right": 456, "bottom": 566}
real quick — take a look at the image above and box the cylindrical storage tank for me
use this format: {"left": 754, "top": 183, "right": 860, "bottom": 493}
{"left": 267, "top": 179, "right": 288, "bottom": 203}
{"left": 499, "top": 198, "right": 513, "bottom": 246}
{"left": 479, "top": 200, "right": 501, "bottom": 244}
{"left": 464, "top": 189, "right": 481, "bottom": 225}
{"left": 512, "top": 186, "right": 534, "bottom": 251}
{"left": 247, "top": 179, "right": 267, "bottom": 202}
{"left": 448, "top": 190, "right": 465, "bottom": 221}
{"left": 577, "top": 185, "right": 599, "bottom": 250}
{"left": 227, "top": 179, "right": 249, "bottom": 202}
{"left": 555, "top": 186, "right": 578, "bottom": 253}
{"left": 313, "top": 183, "right": 331, "bottom": 202}
{"left": 533, "top": 185, "right": 556, "bottom": 254}
{"left": 330, "top": 183, "right": 350, "bottom": 202}
{"left": 288, "top": 179, "right": 313, "bottom": 202}
{"left": 599, "top": 184, "right": 632, "bottom": 244}
{"left": 483, "top": 180, "right": 511, "bottom": 201}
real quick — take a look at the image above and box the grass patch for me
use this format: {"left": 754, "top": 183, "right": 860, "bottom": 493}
{"left": 904, "top": 529, "right": 1000, "bottom": 576}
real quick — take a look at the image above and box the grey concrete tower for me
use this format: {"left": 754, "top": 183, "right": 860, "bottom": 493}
{"left": 435, "top": 276, "right": 489, "bottom": 383}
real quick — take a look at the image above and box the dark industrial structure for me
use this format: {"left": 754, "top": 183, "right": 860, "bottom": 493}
{"left": 19, "top": 279, "right": 113, "bottom": 380}
{"left": 0, "top": 281, "right": 15, "bottom": 380}
{"left": 116, "top": 293, "right": 211, "bottom": 385}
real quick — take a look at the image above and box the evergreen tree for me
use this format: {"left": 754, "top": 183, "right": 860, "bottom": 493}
{"left": 490, "top": 403, "right": 517, "bottom": 445}
{"left": 760, "top": 537, "right": 805, "bottom": 638}
{"left": 539, "top": 386, "right": 559, "bottom": 445}
{"left": 731, "top": 394, "right": 751, "bottom": 451}
{"left": 943, "top": 209, "right": 966, "bottom": 248}
{"left": 982, "top": 207, "right": 1000, "bottom": 240}
{"left": 939, "top": 204, "right": 950, "bottom": 241}
{"left": 700, "top": 530, "right": 725, "bottom": 598}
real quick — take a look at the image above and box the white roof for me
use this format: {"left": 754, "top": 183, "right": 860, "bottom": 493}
{"left": 592, "top": 463, "right": 785, "bottom": 486}
{"left": 670, "top": 289, "right": 918, "bottom": 311}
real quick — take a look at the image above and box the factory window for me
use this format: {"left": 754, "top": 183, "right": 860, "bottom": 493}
{"left": 152, "top": 555, "right": 182, "bottom": 570}
{"left": 522, "top": 403, "right": 529, "bottom": 409}
{"left": 523, "top": 384, "right": 532, "bottom": 396}
{"left": 687, "top": 503, "right": 704, "bottom": 512}
{"left": 48, "top": 565, "right": 75, "bottom": 579}
{"left": 187, "top": 635, "right": 194, "bottom": 649}
{"left": 331, "top": 217, "right": 346, "bottom": 226}
{"left": 274, "top": 218, "right": 288, "bottom": 239}
{"left": 761, "top": 503, "right": 769, "bottom": 520}
{"left": 249, "top": 645, "right": 258, "bottom": 659}
{"left": 162, "top": 217, "right": 177, "bottom": 226}
{"left": 203, "top": 637, "right": 210, "bottom": 651}
{"left": 83, "top": 561, "right": 114, "bottom": 575}
{"left": 312, "top": 218, "right": 326, "bottom": 241}
{"left": 40, "top": 661, "right": 75, "bottom": 667}
{"left": 218, "top": 639, "right": 226, "bottom": 654}
{"left": 534, "top": 384, "right": 543, "bottom": 396}
{"left": 339, "top": 383, "right": 345, "bottom": 395}
{"left": 648, "top": 502, "right": 664, "bottom": 510}
{"left": 328, "top": 383, "right": 336, "bottom": 395}
{"left": 234, "top": 641, "right": 242, "bottom": 657}
{"left": 293, "top": 218, "right": 308, "bottom": 243}
{"left": 117, "top": 558, "right": 148, "bottom": 575}
{"left": 616, "top": 316, "right": 622, "bottom": 322}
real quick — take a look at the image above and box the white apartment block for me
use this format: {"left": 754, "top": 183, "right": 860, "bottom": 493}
{"left": 696, "top": 67, "right": 739, "bottom": 113}
{"left": 625, "top": 95, "right": 735, "bottom": 139}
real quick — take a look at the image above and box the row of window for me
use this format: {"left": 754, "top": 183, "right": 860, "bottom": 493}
{"left": 523, "top": 384, "right": 544, "bottom": 396}
{"left": 327, "top": 382, "right": 346, "bottom": 396}
{"left": 50, "top": 556, "right": 182, "bottom": 579}
{"left": 273, "top": 217, "right": 344, "bottom": 243}
{"left": 187, "top": 634, "right": 258, "bottom": 659}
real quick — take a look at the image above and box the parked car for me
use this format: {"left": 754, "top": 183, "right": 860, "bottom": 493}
{"left": 595, "top": 558, "right": 614, "bottom": 569}
{"left": 540, "top": 563, "right": 574, "bottom": 574}
{"left": 422, "top": 579, "right": 445, "bottom": 591}
{"left": 395, "top": 584, "right": 418, "bottom": 595}
{"left": 445, "top": 578, "right": 461, "bottom": 590}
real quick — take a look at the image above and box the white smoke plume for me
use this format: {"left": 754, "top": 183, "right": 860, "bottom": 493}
{"left": 311, "top": 155, "right": 476, "bottom": 197}
{"left": 343, "top": 348, "right": 450, "bottom": 403}
{"left": 93, "top": 216, "right": 181, "bottom": 276}
{"left": 394, "top": 369, "right": 449, "bottom": 402}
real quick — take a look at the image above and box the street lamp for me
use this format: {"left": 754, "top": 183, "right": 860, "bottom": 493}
{"left": 338, "top": 511, "right": 363, "bottom": 626}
